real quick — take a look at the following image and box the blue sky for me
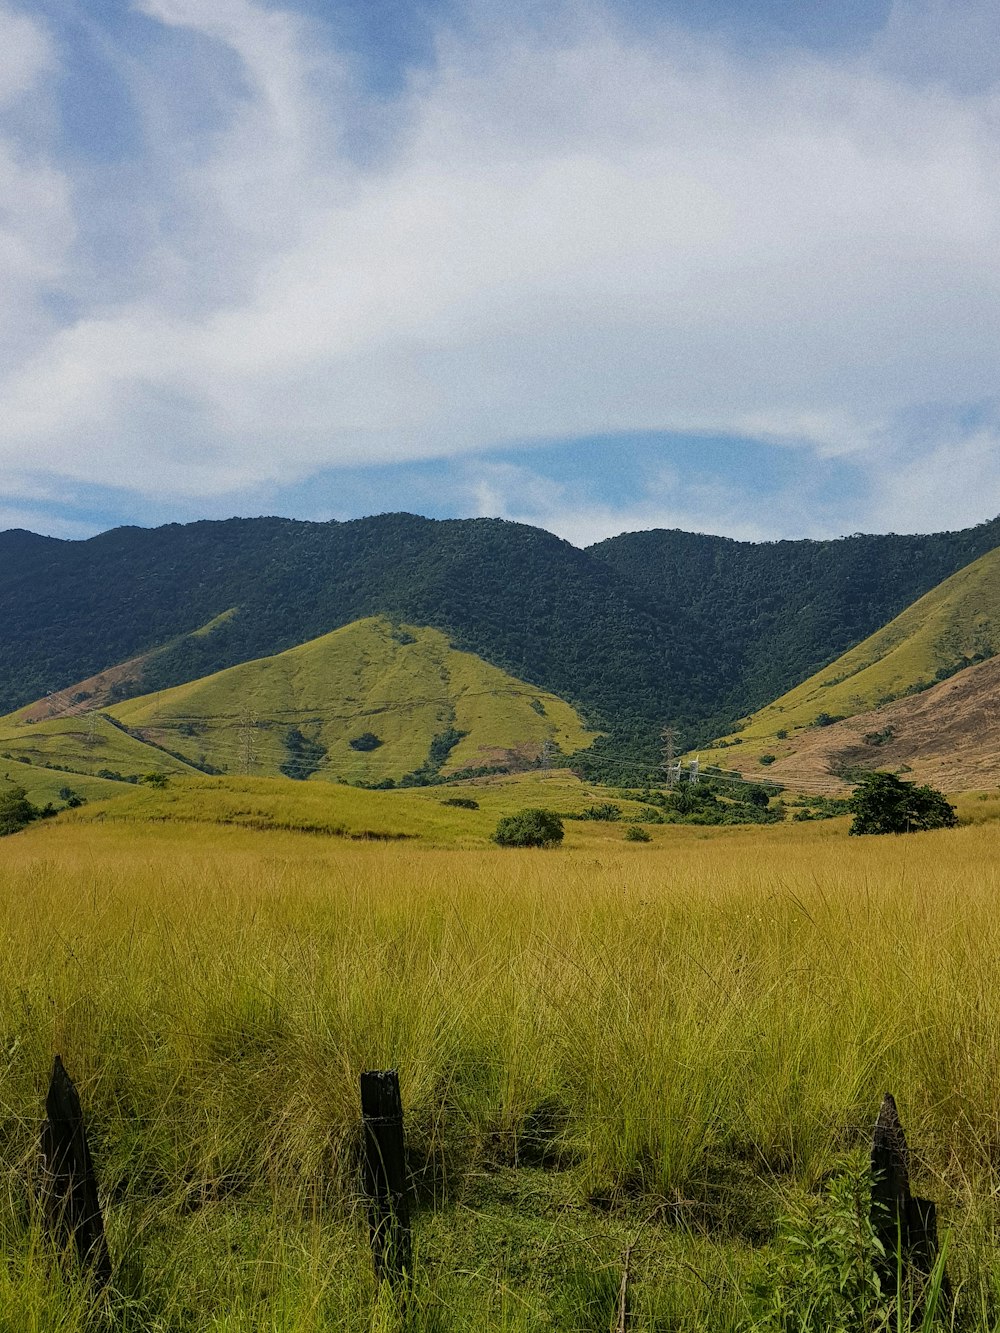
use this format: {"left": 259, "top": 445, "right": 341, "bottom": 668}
{"left": 1, "top": 0, "right": 998, "bottom": 545}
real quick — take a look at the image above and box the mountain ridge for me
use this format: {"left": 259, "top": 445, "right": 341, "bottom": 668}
{"left": 3, "top": 511, "right": 1000, "bottom": 769}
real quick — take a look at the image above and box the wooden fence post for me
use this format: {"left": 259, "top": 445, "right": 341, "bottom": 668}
{"left": 39, "top": 1055, "right": 112, "bottom": 1288}
{"left": 360, "top": 1069, "right": 411, "bottom": 1286}
{"left": 870, "top": 1093, "right": 947, "bottom": 1305}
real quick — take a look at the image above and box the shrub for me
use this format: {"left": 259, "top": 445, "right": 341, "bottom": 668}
{"left": 623, "top": 825, "right": 651, "bottom": 842}
{"left": 492, "top": 808, "right": 564, "bottom": 848}
{"left": 440, "top": 796, "right": 479, "bottom": 810}
{"left": 0, "top": 785, "right": 41, "bottom": 837}
{"left": 280, "top": 727, "right": 327, "bottom": 780}
{"left": 348, "top": 732, "right": 382, "bottom": 752}
{"left": 759, "top": 754, "right": 776, "bottom": 766}
{"left": 576, "top": 802, "right": 621, "bottom": 822}
{"left": 848, "top": 771, "right": 958, "bottom": 836}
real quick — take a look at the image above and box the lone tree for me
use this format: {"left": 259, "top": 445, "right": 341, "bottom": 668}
{"left": 848, "top": 771, "right": 957, "bottom": 836}
{"left": 0, "top": 784, "right": 41, "bottom": 837}
{"left": 492, "top": 808, "right": 564, "bottom": 848}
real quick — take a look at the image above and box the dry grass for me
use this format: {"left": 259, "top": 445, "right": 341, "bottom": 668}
{"left": 2, "top": 810, "right": 1000, "bottom": 1327}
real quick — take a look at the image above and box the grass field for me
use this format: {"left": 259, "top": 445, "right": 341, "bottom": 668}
{"left": 2, "top": 791, "right": 1000, "bottom": 1328}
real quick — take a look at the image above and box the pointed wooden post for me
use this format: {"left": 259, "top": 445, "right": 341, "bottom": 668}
{"left": 360, "top": 1069, "right": 411, "bottom": 1286}
{"left": 39, "top": 1055, "right": 111, "bottom": 1288}
{"left": 870, "top": 1093, "right": 910, "bottom": 1291}
{"left": 870, "top": 1093, "right": 948, "bottom": 1307}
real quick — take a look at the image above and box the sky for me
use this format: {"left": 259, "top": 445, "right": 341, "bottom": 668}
{"left": 1, "top": 0, "right": 999, "bottom": 546}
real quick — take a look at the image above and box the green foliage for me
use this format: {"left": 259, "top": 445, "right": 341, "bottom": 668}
{"left": 347, "top": 731, "right": 382, "bottom": 752}
{"left": 757, "top": 1161, "right": 884, "bottom": 1332}
{"left": 570, "top": 802, "right": 622, "bottom": 821}
{"left": 492, "top": 807, "right": 565, "bottom": 847}
{"left": 759, "top": 753, "right": 777, "bottom": 765}
{"left": 279, "top": 727, "right": 327, "bottom": 781}
{"left": 440, "top": 796, "right": 479, "bottom": 809}
{"left": 3, "top": 514, "right": 1000, "bottom": 768}
{"left": 0, "top": 785, "right": 40, "bottom": 836}
{"left": 813, "top": 711, "right": 843, "bottom": 727}
{"left": 623, "top": 824, "right": 651, "bottom": 841}
{"left": 849, "top": 772, "right": 958, "bottom": 836}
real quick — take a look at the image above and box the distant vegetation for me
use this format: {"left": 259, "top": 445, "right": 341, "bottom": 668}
{"left": 848, "top": 772, "right": 958, "bottom": 835}
{"left": 3, "top": 513, "right": 1000, "bottom": 778}
{"left": 492, "top": 807, "right": 565, "bottom": 847}
{"left": 0, "top": 784, "right": 48, "bottom": 836}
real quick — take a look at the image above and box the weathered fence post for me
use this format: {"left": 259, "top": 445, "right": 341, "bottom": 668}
{"left": 870, "top": 1093, "right": 948, "bottom": 1307}
{"left": 39, "top": 1055, "right": 112, "bottom": 1288}
{"left": 360, "top": 1069, "right": 411, "bottom": 1286}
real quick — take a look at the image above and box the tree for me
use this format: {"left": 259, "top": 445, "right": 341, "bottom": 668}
{"left": 492, "top": 808, "right": 564, "bottom": 848}
{"left": 0, "top": 784, "right": 41, "bottom": 836}
{"left": 848, "top": 772, "right": 957, "bottom": 836}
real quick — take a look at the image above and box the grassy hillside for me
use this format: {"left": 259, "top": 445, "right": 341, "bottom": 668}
{"left": 63, "top": 770, "right": 689, "bottom": 846}
{"left": 0, "top": 711, "right": 193, "bottom": 782}
{"left": 0, "top": 756, "right": 131, "bottom": 805}
{"left": 700, "top": 546, "right": 1000, "bottom": 774}
{"left": 107, "top": 617, "right": 595, "bottom": 783}
{"left": 705, "top": 654, "right": 1000, "bottom": 797}
{"left": 4, "top": 513, "right": 1000, "bottom": 764}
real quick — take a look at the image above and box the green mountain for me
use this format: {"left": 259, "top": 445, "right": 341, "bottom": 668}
{"left": 699, "top": 543, "right": 1000, "bottom": 772}
{"left": 2, "top": 513, "right": 999, "bottom": 777}
{"left": 0, "top": 618, "right": 594, "bottom": 787}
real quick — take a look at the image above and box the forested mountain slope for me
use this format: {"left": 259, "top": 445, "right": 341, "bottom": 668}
{"left": 2, "top": 513, "right": 999, "bottom": 761}
{"left": 591, "top": 518, "right": 1000, "bottom": 720}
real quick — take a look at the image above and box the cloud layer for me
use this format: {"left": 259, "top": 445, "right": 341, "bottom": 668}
{"left": 1, "top": 0, "right": 999, "bottom": 541}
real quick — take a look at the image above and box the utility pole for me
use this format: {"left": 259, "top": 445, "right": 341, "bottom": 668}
{"left": 661, "top": 726, "right": 683, "bottom": 788}
{"left": 238, "top": 703, "right": 258, "bottom": 775}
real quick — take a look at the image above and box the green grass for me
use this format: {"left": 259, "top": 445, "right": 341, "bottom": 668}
{"left": 0, "top": 713, "right": 190, "bottom": 782}
{"left": 107, "top": 616, "right": 596, "bottom": 783}
{"left": 63, "top": 770, "right": 682, "bottom": 846}
{"left": 1, "top": 809, "right": 1000, "bottom": 1326}
{"left": 0, "top": 756, "right": 128, "bottom": 805}
{"left": 702, "top": 545, "right": 1000, "bottom": 760}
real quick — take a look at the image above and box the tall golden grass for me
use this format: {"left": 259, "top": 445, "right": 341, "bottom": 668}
{"left": 2, "top": 813, "right": 1000, "bottom": 1327}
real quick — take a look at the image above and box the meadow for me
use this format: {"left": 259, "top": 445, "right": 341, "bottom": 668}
{"left": 2, "top": 786, "right": 1000, "bottom": 1329}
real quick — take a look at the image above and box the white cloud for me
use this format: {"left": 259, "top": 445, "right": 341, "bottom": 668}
{"left": 0, "top": 5, "right": 73, "bottom": 358}
{"left": 0, "top": 0, "right": 999, "bottom": 534}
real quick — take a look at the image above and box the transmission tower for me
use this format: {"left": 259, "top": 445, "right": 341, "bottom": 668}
{"left": 238, "top": 703, "right": 259, "bottom": 775}
{"left": 661, "top": 726, "right": 683, "bottom": 787}
{"left": 85, "top": 711, "right": 99, "bottom": 750}
{"left": 688, "top": 755, "right": 700, "bottom": 785}
{"left": 541, "top": 738, "right": 554, "bottom": 771}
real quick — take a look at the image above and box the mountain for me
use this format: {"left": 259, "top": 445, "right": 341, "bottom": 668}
{"left": 108, "top": 616, "right": 594, "bottom": 783}
{"left": 704, "top": 654, "right": 1000, "bottom": 795}
{"left": 0, "top": 617, "right": 594, "bottom": 786}
{"left": 2, "top": 513, "right": 1000, "bottom": 772}
{"left": 696, "top": 545, "right": 1000, "bottom": 790}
